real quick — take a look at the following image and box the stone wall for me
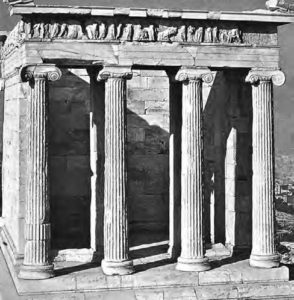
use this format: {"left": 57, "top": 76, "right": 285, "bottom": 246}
{"left": 127, "top": 70, "right": 170, "bottom": 247}
{"left": 1, "top": 73, "right": 28, "bottom": 254}
{"left": 49, "top": 69, "right": 91, "bottom": 250}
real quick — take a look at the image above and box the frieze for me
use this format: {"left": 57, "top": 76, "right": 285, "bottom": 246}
{"left": 1, "top": 17, "right": 277, "bottom": 57}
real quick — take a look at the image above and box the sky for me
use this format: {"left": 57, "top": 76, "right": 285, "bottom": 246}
{"left": 1, "top": 0, "right": 294, "bottom": 155}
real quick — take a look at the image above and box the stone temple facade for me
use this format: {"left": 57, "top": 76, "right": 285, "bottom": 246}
{"left": 1, "top": 0, "right": 294, "bottom": 298}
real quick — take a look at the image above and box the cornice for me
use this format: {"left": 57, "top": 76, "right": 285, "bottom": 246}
{"left": 6, "top": 6, "right": 294, "bottom": 24}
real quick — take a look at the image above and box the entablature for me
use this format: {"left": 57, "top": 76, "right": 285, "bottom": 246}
{"left": 2, "top": 3, "right": 293, "bottom": 75}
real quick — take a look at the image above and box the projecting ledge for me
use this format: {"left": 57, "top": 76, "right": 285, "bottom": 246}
{"left": 199, "top": 260, "right": 289, "bottom": 285}
{"left": 8, "top": 6, "right": 294, "bottom": 23}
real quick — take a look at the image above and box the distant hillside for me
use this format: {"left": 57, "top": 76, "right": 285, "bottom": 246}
{"left": 276, "top": 154, "right": 294, "bottom": 183}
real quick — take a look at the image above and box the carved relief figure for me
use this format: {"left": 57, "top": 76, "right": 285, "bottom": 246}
{"left": 187, "top": 25, "right": 195, "bottom": 43}
{"left": 106, "top": 24, "right": 116, "bottom": 40}
{"left": 39, "top": 22, "right": 45, "bottom": 39}
{"left": 194, "top": 26, "right": 204, "bottom": 43}
{"left": 86, "top": 21, "right": 98, "bottom": 40}
{"left": 175, "top": 25, "right": 186, "bottom": 42}
{"left": 50, "top": 22, "right": 60, "bottom": 39}
{"left": 18, "top": 20, "right": 25, "bottom": 37}
{"left": 219, "top": 29, "right": 228, "bottom": 43}
{"left": 133, "top": 25, "right": 150, "bottom": 41}
{"left": 122, "top": 24, "right": 133, "bottom": 41}
{"left": 133, "top": 25, "right": 142, "bottom": 41}
{"left": 204, "top": 27, "right": 213, "bottom": 43}
{"left": 228, "top": 28, "right": 242, "bottom": 43}
{"left": 44, "top": 23, "right": 51, "bottom": 38}
{"left": 98, "top": 22, "right": 107, "bottom": 39}
{"left": 58, "top": 23, "right": 67, "bottom": 38}
{"left": 67, "top": 23, "right": 83, "bottom": 39}
{"left": 23, "top": 21, "right": 32, "bottom": 39}
{"left": 116, "top": 23, "right": 123, "bottom": 39}
{"left": 141, "top": 29, "right": 150, "bottom": 41}
{"left": 212, "top": 26, "right": 218, "bottom": 43}
{"left": 157, "top": 26, "right": 178, "bottom": 42}
{"left": 32, "top": 23, "right": 40, "bottom": 38}
{"left": 19, "top": 20, "right": 32, "bottom": 40}
{"left": 147, "top": 25, "right": 155, "bottom": 41}
{"left": 266, "top": 0, "right": 294, "bottom": 12}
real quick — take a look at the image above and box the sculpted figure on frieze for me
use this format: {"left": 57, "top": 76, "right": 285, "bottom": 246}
{"left": 85, "top": 21, "right": 98, "bottom": 40}
{"left": 157, "top": 26, "right": 178, "bottom": 42}
{"left": 3, "top": 0, "right": 34, "bottom": 5}
{"left": 219, "top": 29, "right": 229, "bottom": 43}
{"left": 187, "top": 25, "right": 195, "bottom": 42}
{"left": 212, "top": 27, "right": 219, "bottom": 43}
{"left": 58, "top": 23, "right": 67, "bottom": 38}
{"left": 147, "top": 25, "right": 156, "bottom": 41}
{"left": 194, "top": 27, "right": 204, "bottom": 43}
{"left": 98, "top": 22, "right": 107, "bottom": 39}
{"left": 204, "top": 26, "right": 213, "bottom": 43}
{"left": 116, "top": 23, "right": 123, "bottom": 39}
{"left": 133, "top": 24, "right": 155, "bottom": 42}
{"left": 175, "top": 25, "right": 186, "bottom": 42}
{"left": 67, "top": 22, "right": 82, "bottom": 39}
{"left": 105, "top": 24, "right": 116, "bottom": 40}
{"left": 50, "top": 22, "right": 60, "bottom": 39}
{"left": 266, "top": 0, "right": 294, "bottom": 12}
{"left": 121, "top": 24, "right": 133, "bottom": 41}
{"left": 133, "top": 24, "right": 143, "bottom": 41}
{"left": 227, "top": 28, "right": 242, "bottom": 43}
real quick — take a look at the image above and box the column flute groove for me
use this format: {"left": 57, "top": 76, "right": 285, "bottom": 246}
{"left": 18, "top": 64, "right": 62, "bottom": 280}
{"left": 98, "top": 66, "right": 134, "bottom": 276}
{"left": 246, "top": 69, "right": 285, "bottom": 268}
{"left": 176, "top": 68, "right": 214, "bottom": 272}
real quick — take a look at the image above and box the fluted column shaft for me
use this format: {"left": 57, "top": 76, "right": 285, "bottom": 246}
{"left": 19, "top": 65, "right": 61, "bottom": 280}
{"left": 246, "top": 69, "right": 285, "bottom": 268}
{"left": 176, "top": 68, "right": 214, "bottom": 272}
{"left": 98, "top": 66, "right": 134, "bottom": 276}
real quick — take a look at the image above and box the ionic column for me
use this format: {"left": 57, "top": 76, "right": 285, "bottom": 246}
{"left": 246, "top": 69, "right": 285, "bottom": 268}
{"left": 176, "top": 68, "right": 214, "bottom": 272}
{"left": 18, "top": 65, "right": 62, "bottom": 280}
{"left": 97, "top": 66, "right": 134, "bottom": 276}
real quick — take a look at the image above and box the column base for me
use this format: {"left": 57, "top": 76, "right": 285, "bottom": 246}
{"left": 18, "top": 264, "right": 54, "bottom": 280}
{"left": 101, "top": 259, "right": 135, "bottom": 276}
{"left": 176, "top": 256, "right": 211, "bottom": 272}
{"left": 249, "top": 253, "right": 280, "bottom": 268}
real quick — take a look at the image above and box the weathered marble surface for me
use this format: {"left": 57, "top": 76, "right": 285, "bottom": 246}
{"left": 246, "top": 69, "right": 285, "bottom": 268}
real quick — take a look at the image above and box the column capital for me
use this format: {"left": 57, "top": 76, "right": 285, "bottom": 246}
{"left": 0, "top": 78, "right": 4, "bottom": 91}
{"left": 246, "top": 69, "right": 285, "bottom": 86}
{"left": 20, "top": 64, "right": 62, "bottom": 83}
{"left": 175, "top": 67, "right": 214, "bottom": 84}
{"left": 97, "top": 65, "right": 133, "bottom": 82}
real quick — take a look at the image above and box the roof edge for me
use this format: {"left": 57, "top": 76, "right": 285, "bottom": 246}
{"left": 8, "top": 5, "right": 294, "bottom": 23}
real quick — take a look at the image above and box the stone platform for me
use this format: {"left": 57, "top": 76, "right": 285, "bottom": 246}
{"left": 1, "top": 242, "right": 293, "bottom": 300}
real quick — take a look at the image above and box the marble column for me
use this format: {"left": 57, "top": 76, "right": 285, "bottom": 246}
{"left": 97, "top": 66, "right": 134, "bottom": 276}
{"left": 176, "top": 68, "right": 214, "bottom": 272}
{"left": 246, "top": 69, "right": 285, "bottom": 268}
{"left": 18, "top": 65, "right": 62, "bottom": 280}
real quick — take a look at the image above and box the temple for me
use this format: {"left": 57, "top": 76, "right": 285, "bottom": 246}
{"left": 1, "top": 0, "right": 294, "bottom": 298}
